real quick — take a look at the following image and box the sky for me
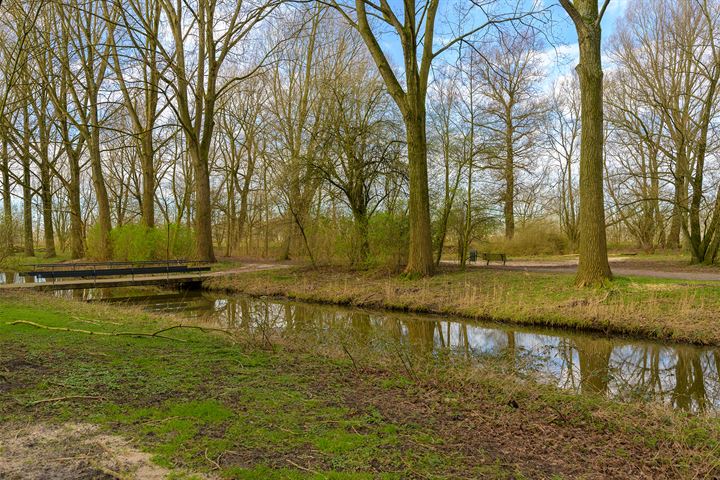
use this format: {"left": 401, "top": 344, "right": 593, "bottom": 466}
{"left": 374, "top": 0, "right": 632, "bottom": 86}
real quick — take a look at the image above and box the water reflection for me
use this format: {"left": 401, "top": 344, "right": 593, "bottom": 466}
{"left": 73, "top": 288, "right": 720, "bottom": 413}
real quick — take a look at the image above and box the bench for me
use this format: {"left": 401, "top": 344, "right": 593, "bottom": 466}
{"left": 23, "top": 260, "right": 211, "bottom": 283}
{"left": 481, "top": 253, "right": 507, "bottom": 265}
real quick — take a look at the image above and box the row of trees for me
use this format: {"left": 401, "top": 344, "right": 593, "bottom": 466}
{"left": 0, "top": 0, "right": 719, "bottom": 283}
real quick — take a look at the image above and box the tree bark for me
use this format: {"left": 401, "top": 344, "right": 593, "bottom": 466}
{"left": 21, "top": 108, "right": 34, "bottom": 257}
{"left": 561, "top": 0, "right": 612, "bottom": 286}
{"left": 1, "top": 139, "right": 12, "bottom": 250}
{"left": 405, "top": 109, "right": 434, "bottom": 276}
{"left": 504, "top": 122, "right": 515, "bottom": 240}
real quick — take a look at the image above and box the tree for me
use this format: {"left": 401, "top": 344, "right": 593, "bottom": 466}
{"left": 316, "top": 30, "right": 402, "bottom": 265}
{"left": 157, "top": 0, "right": 279, "bottom": 261}
{"left": 547, "top": 77, "right": 581, "bottom": 249}
{"left": 558, "top": 0, "right": 613, "bottom": 285}
{"left": 109, "top": 0, "right": 164, "bottom": 228}
{"left": 327, "top": 0, "right": 541, "bottom": 275}
{"left": 610, "top": 0, "right": 720, "bottom": 263}
{"left": 476, "top": 28, "right": 546, "bottom": 240}
{"left": 49, "top": 0, "right": 118, "bottom": 259}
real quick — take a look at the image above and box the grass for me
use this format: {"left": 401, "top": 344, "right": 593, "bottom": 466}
{"left": 206, "top": 265, "right": 720, "bottom": 345}
{"left": 1, "top": 291, "right": 719, "bottom": 478}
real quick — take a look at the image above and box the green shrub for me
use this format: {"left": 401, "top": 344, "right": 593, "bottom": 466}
{"left": 368, "top": 212, "right": 408, "bottom": 270}
{"left": 85, "top": 223, "right": 106, "bottom": 260}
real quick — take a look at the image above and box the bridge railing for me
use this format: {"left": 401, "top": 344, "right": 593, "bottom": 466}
{"left": 22, "top": 260, "right": 213, "bottom": 284}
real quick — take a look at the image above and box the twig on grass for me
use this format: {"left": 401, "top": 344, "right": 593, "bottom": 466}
{"left": 7, "top": 320, "right": 236, "bottom": 342}
{"left": 204, "top": 448, "right": 222, "bottom": 471}
{"left": 340, "top": 341, "right": 359, "bottom": 372}
{"left": 25, "top": 395, "right": 105, "bottom": 406}
{"left": 286, "top": 459, "right": 327, "bottom": 479}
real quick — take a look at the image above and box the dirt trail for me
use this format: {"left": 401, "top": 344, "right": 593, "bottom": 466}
{"left": 449, "top": 257, "right": 720, "bottom": 282}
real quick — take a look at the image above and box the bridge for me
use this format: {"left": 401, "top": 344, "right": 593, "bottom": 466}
{"left": 0, "top": 261, "right": 285, "bottom": 291}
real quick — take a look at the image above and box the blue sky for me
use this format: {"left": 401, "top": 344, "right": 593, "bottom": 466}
{"left": 373, "top": 0, "right": 631, "bottom": 84}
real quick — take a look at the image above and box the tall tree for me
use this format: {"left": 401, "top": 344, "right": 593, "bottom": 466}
{"left": 328, "top": 0, "right": 539, "bottom": 275}
{"left": 476, "top": 28, "right": 546, "bottom": 240}
{"left": 157, "top": 0, "right": 278, "bottom": 261}
{"left": 558, "top": 0, "right": 613, "bottom": 285}
{"left": 109, "top": 0, "right": 163, "bottom": 228}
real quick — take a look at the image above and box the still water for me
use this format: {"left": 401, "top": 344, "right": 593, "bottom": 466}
{"left": 57, "top": 287, "right": 720, "bottom": 413}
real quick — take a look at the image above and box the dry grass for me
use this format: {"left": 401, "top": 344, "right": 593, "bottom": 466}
{"left": 206, "top": 265, "right": 720, "bottom": 345}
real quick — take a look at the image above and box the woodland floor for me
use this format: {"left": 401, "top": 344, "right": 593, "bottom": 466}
{"left": 1, "top": 292, "right": 719, "bottom": 479}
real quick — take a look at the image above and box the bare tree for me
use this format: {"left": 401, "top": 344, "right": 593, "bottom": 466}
{"left": 326, "top": 0, "right": 542, "bottom": 275}
{"left": 476, "top": 27, "right": 546, "bottom": 240}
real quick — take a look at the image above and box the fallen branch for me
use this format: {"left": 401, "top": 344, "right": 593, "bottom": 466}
{"left": 26, "top": 395, "right": 105, "bottom": 406}
{"left": 8, "top": 320, "right": 238, "bottom": 343}
{"left": 7, "top": 320, "right": 191, "bottom": 342}
{"left": 151, "top": 324, "right": 237, "bottom": 340}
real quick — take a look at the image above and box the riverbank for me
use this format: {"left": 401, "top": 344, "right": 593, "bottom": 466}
{"left": 1, "top": 291, "right": 718, "bottom": 478}
{"left": 206, "top": 265, "right": 720, "bottom": 345}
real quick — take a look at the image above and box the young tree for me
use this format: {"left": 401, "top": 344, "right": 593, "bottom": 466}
{"left": 547, "top": 77, "right": 581, "bottom": 249}
{"left": 316, "top": 31, "right": 402, "bottom": 265}
{"left": 558, "top": 0, "right": 613, "bottom": 285}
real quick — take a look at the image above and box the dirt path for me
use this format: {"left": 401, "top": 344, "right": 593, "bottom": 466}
{"left": 446, "top": 257, "right": 720, "bottom": 282}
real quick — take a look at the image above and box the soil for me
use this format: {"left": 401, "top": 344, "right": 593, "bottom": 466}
{"left": 0, "top": 423, "right": 209, "bottom": 480}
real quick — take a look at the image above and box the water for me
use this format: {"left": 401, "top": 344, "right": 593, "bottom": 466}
{"left": 58, "top": 287, "right": 720, "bottom": 413}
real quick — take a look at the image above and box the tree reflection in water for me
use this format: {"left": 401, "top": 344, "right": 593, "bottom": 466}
{"left": 71, "top": 289, "right": 720, "bottom": 413}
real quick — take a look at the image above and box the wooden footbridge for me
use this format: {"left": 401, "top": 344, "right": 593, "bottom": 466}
{"left": 0, "top": 260, "right": 283, "bottom": 291}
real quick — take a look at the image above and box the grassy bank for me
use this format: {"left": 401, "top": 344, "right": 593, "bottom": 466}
{"left": 1, "top": 292, "right": 719, "bottom": 478}
{"left": 206, "top": 265, "right": 720, "bottom": 345}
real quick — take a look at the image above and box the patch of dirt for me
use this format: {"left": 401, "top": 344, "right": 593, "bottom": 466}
{"left": 0, "top": 422, "right": 210, "bottom": 480}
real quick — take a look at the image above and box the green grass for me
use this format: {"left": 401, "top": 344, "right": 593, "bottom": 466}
{"left": 1, "top": 292, "right": 719, "bottom": 478}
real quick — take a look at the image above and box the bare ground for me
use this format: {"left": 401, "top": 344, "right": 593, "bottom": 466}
{"left": 0, "top": 423, "right": 209, "bottom": 480}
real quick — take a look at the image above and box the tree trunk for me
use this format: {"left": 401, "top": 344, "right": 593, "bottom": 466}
{"left": 21, "top": 110, "right": 34, "bottom": 257}
{"left": 236, "top": 146, "right": 256, "bottom": 252}
{"left": 351, "top": 208, "right": 370, "bottom": 266}
{"left": 39, "top": 159, "right": 56, "bottom": 258}
{"left": 140, "top": 133, "right": 155, "bottom": 228}
{"left": 89, "top": 121, "right": 112, "bottom": 260}
{"left": 192, "top": 145, "right": 216, "bottom": 262}
{"left": 68, "top": 152, "right": 85, "bottom": 259}
{"left": 504, "top": 123, "right": 515, "bottom": 240}
{"left": 1, "top": 139, "right": 12, "bottom": 250}
{"left": 404, "top": 106, "right": 434, "bottom": 276}
{"left": 22, "top": 157, "right": 34, "bottom": 257}
{"left": 566, "top": 0, "right": 612, "bottom": 286}
{"left": 667, "top": 153, "right": 687, "bottom": 250}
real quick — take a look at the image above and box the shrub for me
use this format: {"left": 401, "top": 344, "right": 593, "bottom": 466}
{"left": 87, "top": 223, "right": 194, "bottom": 261}
{"left": 368, "top": 212, "right": 408, "bottom": 270}
{"left": 481, "top": 220, "right": 569, "bottom": 256}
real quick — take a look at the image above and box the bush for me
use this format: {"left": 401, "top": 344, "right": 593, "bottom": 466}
{"left": 368, "top": 212, "right": 408, "bottom": 270}
{"left": 481, "top": 220, "right": 569, "bottom": 256}
{"left": 87, "top": 223, "right": 194, "bottom": 261}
